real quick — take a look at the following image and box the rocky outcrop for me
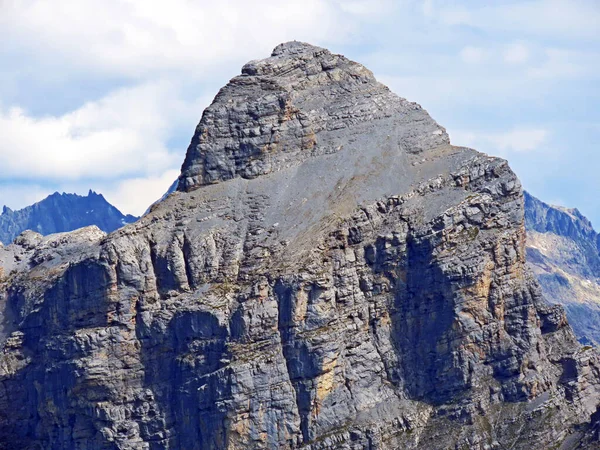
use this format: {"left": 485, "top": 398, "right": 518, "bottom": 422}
{"left": 525, "top": 191, "right": 600, "bottom": 345}
{"left": 0, "top": 190, "right": 138, "bottom": 245}
{"left": 178, "top": 40, "right": 448, "bottom": 191}
{"left": 1, "top": 42, "right": 599, "bottom": 449}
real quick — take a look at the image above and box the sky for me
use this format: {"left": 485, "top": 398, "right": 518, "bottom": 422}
{"left": 0, "top": 0, "right": 599, "bottom": 224}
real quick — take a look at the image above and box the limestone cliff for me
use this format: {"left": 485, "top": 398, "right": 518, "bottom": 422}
{"left": 1, "top": 42, "right": 600, "bottom": 449}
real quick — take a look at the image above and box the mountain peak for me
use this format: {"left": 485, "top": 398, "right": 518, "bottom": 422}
{"left": 524, "top": 190, "right": 596, "bottom": 239}
{"left": 524, "top": 191, "right": 600, "bottom": 345}
{"left": 178, "top": 42, "right": 448, "bottom": 191}
{"left": 0, "top": 191, "right": 138, "bottom": 244}
{"left": 3, "top": 44, "right": 599, "bottom": 450}
{"left": 270, "top": 40, "right": 324, "bottom": 57}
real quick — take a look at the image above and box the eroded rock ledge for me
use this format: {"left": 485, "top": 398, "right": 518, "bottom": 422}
{"left": 1, "top": 42, "right": 599, "bottom": 450}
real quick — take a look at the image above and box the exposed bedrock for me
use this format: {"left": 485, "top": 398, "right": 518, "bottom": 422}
{"left": 1, "top": 42, "right": 599, "bottom": 449}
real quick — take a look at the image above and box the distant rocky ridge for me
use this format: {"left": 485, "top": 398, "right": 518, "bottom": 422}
{"left": 1, "top": 42, "right": 600, "bottom": 449}
{"left": 0, "top": 191, "right": 138, "bottom": 245}
{"left": 525, "top": 191, "right": 600, "bottom": 345}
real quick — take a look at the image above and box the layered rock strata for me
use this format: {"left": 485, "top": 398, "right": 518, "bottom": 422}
{"left": 1, "top": 42, "right": 599, "bottom": 449}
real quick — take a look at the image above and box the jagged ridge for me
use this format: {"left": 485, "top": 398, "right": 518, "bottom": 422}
{"left": 0, "top": 190, "right": 138, "bottom": 245}
{"left": 525, "top": 191, "right": 600, "bottom": 345}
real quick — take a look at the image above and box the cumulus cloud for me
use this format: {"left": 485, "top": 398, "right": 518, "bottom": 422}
{"left": 100, "top": 169, "right": 181, "bottom": 216}
{"left": 0, "top": 0, "right": 382, "bottom": 79}
{"left": 0, "top": 81, "right": 206, "bottom": 180}
{"left": 0, "top": 184, "right": 52, "bottom": 211}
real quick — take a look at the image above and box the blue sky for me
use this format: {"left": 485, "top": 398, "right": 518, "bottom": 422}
{"left": 1, "top": 0, "right": 599, "bottom": 223}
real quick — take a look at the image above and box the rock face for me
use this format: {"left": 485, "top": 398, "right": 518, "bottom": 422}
{"left": 525, "top": 191, "right": 600, "bottom": 345}
{"left": 178, "top": 40, "right": 448, "bottom": 191}
{"left": 0, "top": 190, "right": 138, "bottom": 244}
{"left": 1, "top": 42, "right": 600, "bottom": 449}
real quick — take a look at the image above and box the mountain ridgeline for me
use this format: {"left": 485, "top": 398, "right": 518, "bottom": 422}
{"left": 525, "top": 191, "right": 600, "bottom": 345}
{"left": 1, "top": 42, "right": 600, "bottom": 449}
{"left": 0, "top": 190, "right": 138, "bottom": 245}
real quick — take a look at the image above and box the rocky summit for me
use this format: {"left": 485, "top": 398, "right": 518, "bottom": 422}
{"left": 1, "top": 42, "right": 600, "bottom": 449}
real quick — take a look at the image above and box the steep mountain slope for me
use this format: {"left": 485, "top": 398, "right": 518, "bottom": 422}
{"left": 0, "top": 190, "right": 138, "bottom": 244}
{"left": 1, "top": 42, "right": 599, "bottom": 449}
{"left": 525, "top": 191, "right": 600, "bottom": 345}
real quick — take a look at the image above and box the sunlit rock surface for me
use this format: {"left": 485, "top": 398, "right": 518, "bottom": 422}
{"left": 1, "top": 42, "right": 600, "bottom": 450}
{"left": 525, "top": 191, "right": 600, "bottom": 346}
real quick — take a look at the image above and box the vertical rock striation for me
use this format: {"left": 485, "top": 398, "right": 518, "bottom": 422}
{"left": 1, "top": 42, "right": 599, "bottom": 449}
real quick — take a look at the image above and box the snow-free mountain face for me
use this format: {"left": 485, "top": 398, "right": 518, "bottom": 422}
{"left": 12, "top": 187, "right": 600, "bottom": 351}
{"left": 1, "top": 42, "right": 600, "bottom": 449}
{"left": 525, "top": 191, "right": 600, "bottom": 345}
{"left": 0, "top": 190, "right": 138, "bottom": 245}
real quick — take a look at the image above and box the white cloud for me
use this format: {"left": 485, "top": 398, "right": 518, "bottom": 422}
{"left": 450, "top": 128, "right": 549, "bottom": 155}
{"left": 0, "top": 0, "right": 598, "bottom": 225}
{"left": 0, "top": 0, "right": 378, "bottom": 79}
{"left": 503, "top": 42, "right": 530, "bottom": 64}
{"left": 437, "top": 0, "right": 600, "bottom": 40}
{"left": 0, "top": 0, "right": 396, "bottom": 215}
{"left": 0, "top": 0, "right": 383, "bottom": 216}
{"left": 0, "top": 168, "right": 180, "bottom": 217}
{"left": 459, "top": 46, "right": 487, "bottom": 64}
{"left": 526, "top": 48, "right": 590, "bottom": 79}
{"left": 487, "top": 128, "right": 548, "bottom": 152}
{"left": 100, "top": 169, "right": 180, "bottom": 216}
{"left": 379, "top": 72, "right": 531, "bottom": 113}
{"left": 0, "top": 81, "right": 206, "bottom": 180}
